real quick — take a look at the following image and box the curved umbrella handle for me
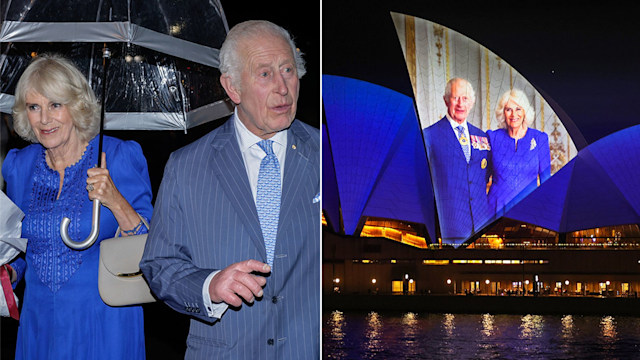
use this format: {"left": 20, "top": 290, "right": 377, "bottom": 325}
{"left": 60, "top": 199, "right": 101, "bottom": 250}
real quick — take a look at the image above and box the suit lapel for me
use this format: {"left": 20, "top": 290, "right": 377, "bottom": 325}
{"left": 440, "top": 118, "right": 466, "bottom": 162}
{"left": 278, "top": 121, "right": 314, "bottom": 236}
{"left": 208, "top": 118, "right": 266, "bottom": 260}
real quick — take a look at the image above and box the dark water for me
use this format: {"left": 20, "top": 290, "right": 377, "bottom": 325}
{"left": 323, "top": 311, "right": 640, "bottom": 359}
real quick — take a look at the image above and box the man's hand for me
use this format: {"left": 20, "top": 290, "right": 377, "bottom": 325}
{"left": 209, "top": 259, "right": 271, "bottom": 307}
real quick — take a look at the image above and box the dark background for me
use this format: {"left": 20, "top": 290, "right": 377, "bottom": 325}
{"left": 322, "top": 0, "right": 640, "bottom": 145}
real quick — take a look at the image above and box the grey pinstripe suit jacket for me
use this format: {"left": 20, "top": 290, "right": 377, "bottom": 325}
{"left": 140, "top": 116, "right": 320, "bottom": 359}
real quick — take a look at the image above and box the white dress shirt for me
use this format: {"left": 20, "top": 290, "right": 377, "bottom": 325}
{"left": 202, "top": 109, "right": 288, "bottom": 318}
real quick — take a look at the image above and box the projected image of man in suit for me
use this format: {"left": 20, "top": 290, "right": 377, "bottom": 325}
{"left": 141, "top": 20, "right": 320, "bottom": 359}
{"left": 422, "top": 78, "right": 492, "bottom": 245}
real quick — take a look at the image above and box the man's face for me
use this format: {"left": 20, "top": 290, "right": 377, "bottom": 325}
{"left": 444, "top": 80, "right": 473, "bottom": 124}
{"left": 223, "top": 33, "right": 300, "bottom": 139}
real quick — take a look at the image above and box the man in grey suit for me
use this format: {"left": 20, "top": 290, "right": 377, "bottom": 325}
{"left": 140, "top": 20, "right": 320, "bottom": 359}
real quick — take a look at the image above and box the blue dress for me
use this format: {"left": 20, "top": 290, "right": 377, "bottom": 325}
{"left": 487, "top": 128, "right": 551, "bottom": 216}
{"left": 2, "top": 135, "right": 153, "bottom": 359}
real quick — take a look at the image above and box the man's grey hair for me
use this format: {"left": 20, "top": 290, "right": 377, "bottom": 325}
{"left": 444, "top": 77, "right": 476, "bottom": 107}
{"left": 219, "top": 20, "right": 306, "bottom": 88}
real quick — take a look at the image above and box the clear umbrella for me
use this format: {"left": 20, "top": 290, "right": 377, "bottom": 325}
{"left": 1, "top": 0, "right": 233, "bottom": 248}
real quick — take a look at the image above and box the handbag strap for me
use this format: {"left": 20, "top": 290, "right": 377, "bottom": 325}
{"left": 114, "top": 213, "right": 150, "bottom": 237}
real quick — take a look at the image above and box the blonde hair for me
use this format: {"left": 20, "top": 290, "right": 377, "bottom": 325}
{"left": 12, "top": 53, "right": 100, "bottom": 143}
{"left": 494, "top": 89, "right": 535, "bottom": 129}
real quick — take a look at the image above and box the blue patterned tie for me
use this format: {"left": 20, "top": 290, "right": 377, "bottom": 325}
{"left": 456, "top": 125, "right": 471, "bottom": 163}
{"left": 256, "top": 140, "right": 281, "bottom": 267}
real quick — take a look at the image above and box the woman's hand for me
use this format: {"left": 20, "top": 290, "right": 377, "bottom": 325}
{"left": 86, "top": 152, "right": 125, "bottom": 209}
{"left": 86, "top": 152, "right": 141, "bottom": 234}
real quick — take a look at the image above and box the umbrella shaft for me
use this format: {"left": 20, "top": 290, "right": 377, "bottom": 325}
{"left": 98, "top": 46, "right": 111, "bottom": 167}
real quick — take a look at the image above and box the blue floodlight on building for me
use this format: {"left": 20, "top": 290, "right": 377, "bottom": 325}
{"left": 323, "top": 75, "right": 436, "bottom": 241}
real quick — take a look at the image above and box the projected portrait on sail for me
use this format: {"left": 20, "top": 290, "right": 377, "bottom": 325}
{"left": 391, "top": 13, "right": 577, "bottom": 246}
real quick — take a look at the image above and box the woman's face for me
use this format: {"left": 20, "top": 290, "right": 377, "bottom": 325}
{"left": 504, "top": 98, "right": 525, "bottom": 131}
{"left": 25, "top": 91, "right": 79, "bottom": 152}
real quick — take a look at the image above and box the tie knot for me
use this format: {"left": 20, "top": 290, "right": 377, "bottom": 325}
{"left": 456, "top": 125, "right": 464, "bottom": 134}
{"left": 257, "top": 139, "right": 275, "bottom": 156}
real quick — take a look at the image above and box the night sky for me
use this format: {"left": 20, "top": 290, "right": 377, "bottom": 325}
{"left": 322, "top": 1, "right": 640, "bottom": 145}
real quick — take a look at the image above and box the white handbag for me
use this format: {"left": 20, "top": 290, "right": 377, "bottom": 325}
{"left": 98, "top": 216, "right": 156, "bottom": 306}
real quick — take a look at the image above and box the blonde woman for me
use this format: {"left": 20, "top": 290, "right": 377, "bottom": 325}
{"left": 487, "top": 89, "right": 551, "bottom": 215}
{"left": 3, "top": 54, "right": 152, "bottom": 359}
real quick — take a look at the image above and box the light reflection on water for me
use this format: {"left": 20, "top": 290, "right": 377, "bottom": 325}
{"left": 364, "top": 312, "right": 383, "bottom": 358}
{"left": 600, "top": 315, "right": 617, "bottom": 341}
{"left": 481, "top": 313, "right": 495, "bottom": 338}
{"left": 327, "top": 311, "right": 346, "bottom": 359}
{"left": 323, "top": 311, "right": 640, "bottom": 359}
{"left": 519, "top": 314, "right": 544, "bottom": 339}
{"left": 561, "top": 315, "right": 574, "bottom": 339}
{"left": 401, "top": 312, "right": 419, "bottom": 358}
{"left": 600, "top": 315, "right": 618, "bottom": 354}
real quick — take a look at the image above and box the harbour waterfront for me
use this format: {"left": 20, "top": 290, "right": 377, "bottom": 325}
{"left": 324, "top": 294, "right": 640, "bottom": 316}
{"left": 323, "top": 310, "right": 640, "bottom": 359}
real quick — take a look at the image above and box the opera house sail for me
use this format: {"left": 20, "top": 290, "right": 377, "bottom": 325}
{"left": 322, "top": 12, "right": 640, "bottom": 306}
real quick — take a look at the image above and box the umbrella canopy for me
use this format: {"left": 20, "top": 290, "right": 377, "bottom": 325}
{"left": 0, "top": 0, "right": 233, "bottom": 131}
{"left": 504, "top": 124, "right": 640, "bottom": 233}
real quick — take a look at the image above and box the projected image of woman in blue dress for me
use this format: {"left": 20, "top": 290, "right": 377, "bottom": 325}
{"left": 487, "top": 89, "right": 551, "bottom": 216}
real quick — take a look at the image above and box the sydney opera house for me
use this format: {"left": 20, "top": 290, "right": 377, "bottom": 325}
{"left": 322, "top": 8, "right": 640, "bottom": 309}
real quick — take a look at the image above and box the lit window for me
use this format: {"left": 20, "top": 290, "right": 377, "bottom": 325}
{"left": 423, "top": 260, "right": 450, "bottom": 265}
{"left": 599, "top": 282, "right": 607, "bottom": 291}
